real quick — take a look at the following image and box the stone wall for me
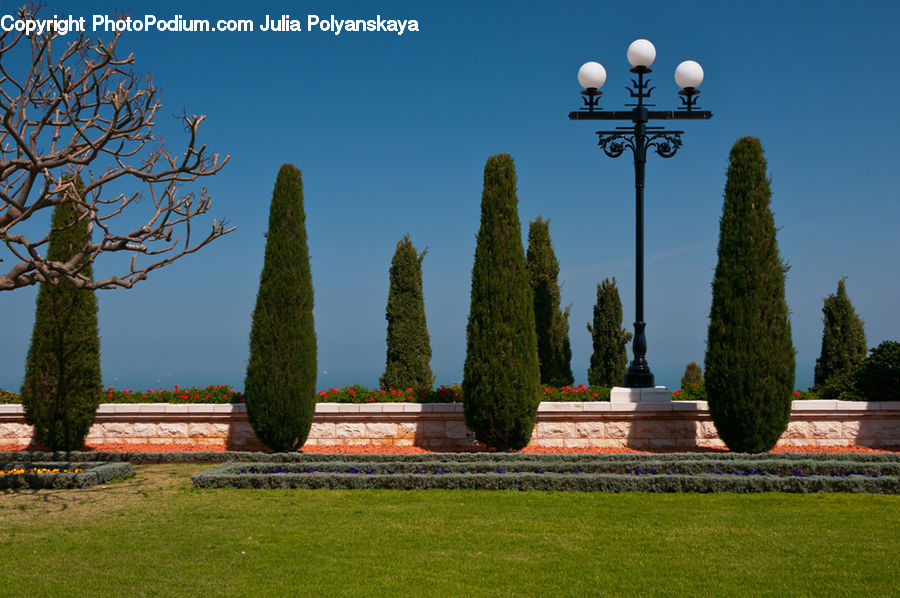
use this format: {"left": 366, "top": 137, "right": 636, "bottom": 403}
{"left": 1, "top": 401, "right": 898, "bottom": 450}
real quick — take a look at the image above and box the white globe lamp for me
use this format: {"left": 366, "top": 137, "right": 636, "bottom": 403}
{"left": 577, "top": 61, "right": 607, "bottom": 89}
{"left": 675, "top": 60, "right": 704, "bottom": 89}
{"left": 626, "top": 39, "right": 656, "bottom": 68}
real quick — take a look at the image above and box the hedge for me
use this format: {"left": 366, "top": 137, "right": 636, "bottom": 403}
{"left": 191, "top": 462, "right": 900, "bottom": 493}
{"left": 0, "top": 461, "right": 131, "bottom": 489}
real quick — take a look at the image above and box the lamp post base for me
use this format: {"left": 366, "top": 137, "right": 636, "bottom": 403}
{"left": 622, "top": 368, "right": 655, "bottom": 388}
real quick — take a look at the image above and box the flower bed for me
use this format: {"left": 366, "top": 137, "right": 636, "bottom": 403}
{"left": 0, "top": 461, "right": 131, "bottom": 489}
{"left": 0, "top": 382, "right": 882, "bottom": 405}
{"left": 190, "top": 453, "right": 900, "bottom": 493}
{"left": 0, "top": 466, "right": 84, "bottom": 474}
{"left": 0, "top": 383, "right": 615, "bottom": 404}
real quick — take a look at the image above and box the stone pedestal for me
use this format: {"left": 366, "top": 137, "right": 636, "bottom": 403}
{"left": 610, "top": 386, "right": 671, "bottom": 403}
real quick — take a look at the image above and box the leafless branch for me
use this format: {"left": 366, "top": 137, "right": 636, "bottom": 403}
{"left": 0, "top": 4, "right": 233, "bottom": 291}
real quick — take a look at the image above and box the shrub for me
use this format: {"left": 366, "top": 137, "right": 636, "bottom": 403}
{"left": 103, "top": 385, "right": 242, "bottom": 404}
{"left": 587, "top": 278, "right": 632, "bottom": 387}
{"left": 853, "top": 341, "right": 900, "bottom": 401}
{"left": 540, "top": 384, "right": 610, "bottom": 402}
{"left": 21, "top": 178, "right": 102, "bottom": 451}
{"left": 527, "top": 217, "right": 574, "bottom": 387}
{"left": 0, "top": 389, "right": 21, "bottom": 403}
{"left": 681, "top": 362, "right": 703, "bottom": 388}
{"left": 0, "top": 383, "right": 619, "bottom": 405}
{"left": 0, "top": 462, "right": 131, "bottom": 490}
{"left": 244, "top": 165, "right": 317, "bottom": 452}
{"left": 812, "top": 373, "right": 858, "bottom": 402}
{"left": 705, "top": 137, "right": 795, "bottom": 453}
{"left": 814, "top": 278, "right": 867, "bottom": 396}
{"left": 672, "top": 382, "right": 707, "bottom": 401}
{"left": 380, "top": 235, "right": 434, "bottom": 390}
{"left": 317, "top": 384, "right": 456, "bottom": 404}
{"left": 673, "top": 363, "right": 706, "bottom": 400}
{"left": 191, "top": 456, "right": 900, "bottom": 493}
{"left": 463, "top": 154, "right": 541, "bottom": 451}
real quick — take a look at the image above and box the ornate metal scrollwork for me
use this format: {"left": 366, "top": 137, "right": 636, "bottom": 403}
{"left": 650, "top": 133, "right": 683, "bottom": 158}
{"left": 597, "top": 133, "right": 630, "bottom": 158}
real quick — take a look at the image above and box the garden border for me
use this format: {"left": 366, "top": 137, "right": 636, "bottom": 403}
{"left": 188, "top": 454, "right": 900, "bottom": 493}
{"left": 0, "top": 461, "right": 131, "bottom": 489}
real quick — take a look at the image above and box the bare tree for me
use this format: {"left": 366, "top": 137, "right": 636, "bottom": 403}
{"left": 0, "top": 5, "right": 233, "bottom": 291}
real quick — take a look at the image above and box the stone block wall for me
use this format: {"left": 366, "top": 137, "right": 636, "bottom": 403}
{"left": 0, "top": 401, "right": 898, "bottom": 450}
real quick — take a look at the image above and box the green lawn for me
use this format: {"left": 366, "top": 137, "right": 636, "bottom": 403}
{"left": 2, "top": 463, "right": 898, "bottom": 597}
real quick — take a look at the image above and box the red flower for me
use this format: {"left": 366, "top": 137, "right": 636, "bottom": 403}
{"left": 380, "top": 389, "right": 386, "bottom": 395}
{"left": 108, "top": 386, "right": 113, "bottom": 390}
{"left": 349, "top": 390, "right": 355, "bottom": 396}
{"left": 794, "top": 391, "right": 801, "bottom": 396}
{"left": 369, "top": 397, "right": 375, "bottom": 402}
{"left": 330, "top": 388, "right": 338, "bottom": 394}
{"left": 107, "top": 393, "right": 113, "bottom": 398}
{"left": 592, "top": 393, "right": 598, "bottom": 398}
{"left": 673, "top": 390, "right": 680, "bottom": 395}
{"left": 174, "top": 384, "right": 179, "bottom": 390}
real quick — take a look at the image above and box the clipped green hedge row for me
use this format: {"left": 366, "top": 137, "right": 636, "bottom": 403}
{"left": 191, "top": 462, "right": 900, "bottom": 493}
{"left": 0, "top": 461, "right": 131, "bottom": 489}
{"left": 181, "top": 458, "right": 900, "bottom": 477}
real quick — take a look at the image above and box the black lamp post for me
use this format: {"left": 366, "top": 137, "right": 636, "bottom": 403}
{"left": 570, "top": 39, "right": 712, "bottom": 389}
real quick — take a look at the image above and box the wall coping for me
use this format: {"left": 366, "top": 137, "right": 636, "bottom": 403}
{"left": 1, "top": 401, "right": 898, "bottom": 419}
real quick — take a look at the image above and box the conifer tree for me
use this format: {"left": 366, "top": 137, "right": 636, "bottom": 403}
{"left": 853, "top": 340, "right": 900, "bottom": 401}
{"left": 380, "top": 235, "right": 434, "bottom": 390}
{"left": 245, "top": 164, "right": 317, "bottom": 452}
{"left": 21, "top": 177, "right": 102, "bottom": 450}
{"left": 705, "top": 137, "right": 795, "bottom": 453}
{"left": 526, "top": 217, "right": 574, "bottom": 387}
{"left": 813, "top": 278, "right": 866, "bottom": 392}
{"left": 681, "top": 362, "right": 703, "bottom": 389}
{"left": 463, "top": 154, "right": 541, "bottom": 451}
{"left": 586, "top": 278, "right": 632, "bottom": 387}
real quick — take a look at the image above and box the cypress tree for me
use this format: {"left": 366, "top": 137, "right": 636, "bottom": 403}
{"left": 813, "top": 278, "right": 866, "bottom": 392}
{"left": 380, "top": 235, "right": 434, "bottom": 390}
{"left": 681, "top": 362, "right": 703, "bottom": 389}
{"left": 526, "top": 217, "right": 574, "bottom": 388}
{"left": 463, "top": 154, "right": 540, "bottom": 451}
{"left": 21, "top": 177, "right": 102, "bottom": 451}
{"left": 245, "top": 164, "right": 317, "bottom": 452}
{"left": 705, "top": 136, "right": 795, "bottom": 453}
{"left": 586, "top": 278, "right": 632, "bottom": 387}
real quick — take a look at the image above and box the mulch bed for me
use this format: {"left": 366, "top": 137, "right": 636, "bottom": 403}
{"left": 1, "top": 442, "right": 897, "bottom": 455}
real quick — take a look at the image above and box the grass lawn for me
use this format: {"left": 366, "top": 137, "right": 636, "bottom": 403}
{"left": 1, "top": 463, "right": 898, "bottom": 597}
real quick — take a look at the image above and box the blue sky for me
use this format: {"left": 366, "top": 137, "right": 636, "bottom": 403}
{"left": 2, "top": 0, "right": 898, "bottom": 393}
